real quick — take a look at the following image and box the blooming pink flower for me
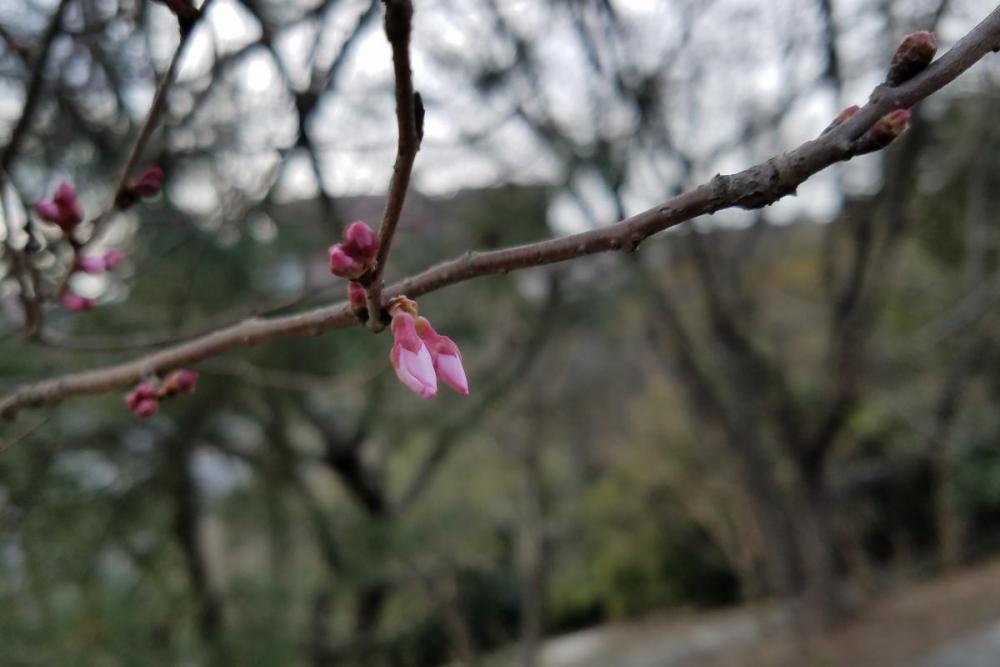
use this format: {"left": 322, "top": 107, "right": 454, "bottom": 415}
{"left": 61, "top": 292, "right": 95, "bottom": 312}
{"left": 415, "top": 317, "right": 469, "bottom": 395}
{"left": 102, "top": 249, "right": 126, "bottom": 270}
{"left": 36, "top": 181, "right": 83, "bottom": 230}
{"left": 342, "top": 221, "right": 379, "bottom": 264}
{"left": 390, "top": 312, "right": 437, "bottom": 398}
{"left": 162, "top": 369, "right": 198, "bottom": 396}
{"left": 125, "top": 382, "right": 160, "bottom": 418}
{"left": 329, "top": 244, "right": 365, "bottom": 279}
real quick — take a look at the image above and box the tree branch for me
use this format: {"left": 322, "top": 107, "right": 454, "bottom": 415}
{"left": 2, "top": 6, "right": 1000, "bottom": 419}
{"left": 362, "top": 0, "right": 420, "bottom": 330}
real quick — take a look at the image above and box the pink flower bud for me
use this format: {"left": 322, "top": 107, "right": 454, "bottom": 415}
{"left": 102, "top": 249, "right": 126, "bottom": 270}
{"left": 329, "top": 244, "right": 365, "bottom": 279}
{"left": 61, "top": 292, "right": 95, "bottom": 312}
{"left": 853, "top": 109, "right": 910, "bottom": 155}
{"left": 342, "top": 221, "right": 379, "bottom": 264}
{"left": 35, "top": 200, "right": 61, "bottom": 223}
{"left": 36, "top": 181, "right": 83, "bottom": 230}
{"left": 130, "top": 167, "right": 164, "bottom": 198}
{"left": 390, "top": 312, "right": 437, "bottom": 398}
{"left": 133, "top": 399, "right": 159, "bottom": 417}
{"left": 887, "top": 31, "right": 937, "bottom": 86}
{"left": 822, "top": 105, "right": 860, "bottom": 134}
{"left": 415, "top": 317, "right": 469, "bottom": 395}
{"left": 53, "top": 181, "right": 77, "bottom": 208}
{"left": 77, "top": 256, "right": 107, "bottom": 274}
{"left": 126, "top": 381, "right": 160, "bottom": 417}
{"left": 162, "top": 369, "right": 198, "bottom": 396}
{"left": 348, "top": 281, "right": 367, "bottom": 313}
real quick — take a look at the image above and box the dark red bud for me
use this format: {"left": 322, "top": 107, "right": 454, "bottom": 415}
{"left": 348, "top": 281, "right": 367, "bottom": 315}
{"left": 822, "top": 105, "right": 861, "bottom": 134}
{"left": 853, "top": 109, "right": 910, "bottom": 155}
{"left": 162, "top": 369, "right": 198, "bottom": 396}
{"left": 886, "top": 31, "right": 937, "bottom": 86}
{"left": 130, "top": 167, "right": 164, "bottom": 198}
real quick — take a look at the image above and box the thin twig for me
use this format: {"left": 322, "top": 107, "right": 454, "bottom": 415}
{"left": 2, "top": 6, "right": 1000, "bottom": 419}
{"left": 0, "top": 0, "right": 71, "bottom": 177}
{"left": 81, "top": 0, "right": 216, "bottom": 252}
{"left": 363, "top": 0, "right": 420, "bottom": 331}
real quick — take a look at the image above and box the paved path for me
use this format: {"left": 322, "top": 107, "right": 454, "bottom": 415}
{"left": 910, "top": 619, "right": 1000, "bottom": 667}
{"left": 535, "top": 607, "right": 787, "bottom": 667}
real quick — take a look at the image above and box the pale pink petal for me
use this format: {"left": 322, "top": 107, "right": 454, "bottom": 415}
{"left": 414, "top": 317, "right": 470, "bottom": 395}
{"left": 436, "top": 352, "right": 469, "bottom": 395}
{"left": 392, "top": 344, "right": 437, "bottom": 398}
{"left": 391, "top": 312, "right": 423, "bottom": 353}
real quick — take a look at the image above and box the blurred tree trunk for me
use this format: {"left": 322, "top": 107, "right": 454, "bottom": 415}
{"left": 796, "top": 464, "right": 845, "bottom": 622}
{"left": 930, "top": 342, "right": 986, "bottom": 570}
{"left": 518, "top": 402, "right": 551, "bottom": 667}
{"left": 166, "top": 434, "right": 228, "bottom": 664}
{"left": 352, "top": 582, "right": 389, "bottom": 666}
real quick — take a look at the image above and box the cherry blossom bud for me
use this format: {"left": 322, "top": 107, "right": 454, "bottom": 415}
{"left": 35, "top": 201, "right": 61, "bottom": 222}
{"left": 329, "top": 244, "right": 365, "bottom": 279}
{"left": 162, "top": 369, "right": 199, "bottom": 396}
{"left": 887, "top": 31, "right": 937, "bottom": 86}
{"left": 53, "top": 181, "right": 77, "bottom": 208}
{"left": 77, "top": 256, "right": 107, "bottom": 274}
{"left": 822, "top": 105, "right": 860, "bottom": 134}
{"left": 36, "top": 181, "right": 83, "bottom": 230}
{"left": 130, "top": 167, "right": 164, "bottom": 198}
{"left": 342, "top": 221, "right": 379, "bottom": 264}
{"left": 390, "top": 311, "right": 437, "bottom": 398}
{"left": 125, "top": 382, "right": 160, "bottom": 418}
{"left": 61, "top": 292, "right": 95, "bottom": 312}
{"left": 415, "top": 317, "right": 469, "bottom": 395}
{"left": 853, "top": 109, "right": 910, "bottom": 155}
{"left": 348, "top": 281, "right": 367, "bottom": 313}
{"left": 134, "top": 400, "right": 159, "bottom": 417}
{"left": 102, "top": 250, "right": 126, "bottom": 270}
